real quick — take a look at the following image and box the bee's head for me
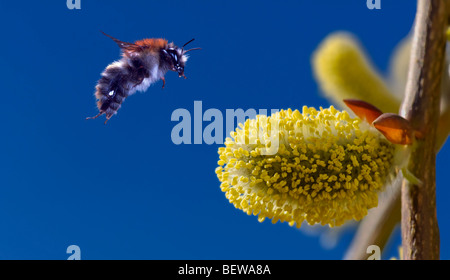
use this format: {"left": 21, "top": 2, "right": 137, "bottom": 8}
{"left": 162, "top": 39, "right": 201, "bottom": 78}
{"left": 163, "top": 47, "right": 186, "bottom": 77}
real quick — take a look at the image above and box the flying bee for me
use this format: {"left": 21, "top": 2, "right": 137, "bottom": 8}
{"left": 87, "top": 31, "right": 200, "bottom": 124}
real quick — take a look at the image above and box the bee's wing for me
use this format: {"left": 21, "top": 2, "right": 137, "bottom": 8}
{"left": 101, "top": 31, "right": 142, "bottom": 52}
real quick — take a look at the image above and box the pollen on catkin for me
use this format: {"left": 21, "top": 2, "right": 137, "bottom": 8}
{"left": 216, "top": 106, "right": 395, "bottom": 228}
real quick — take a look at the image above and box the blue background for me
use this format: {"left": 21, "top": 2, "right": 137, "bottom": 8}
{"left": 0, "top": 0, "right": 447, "bottom": 260}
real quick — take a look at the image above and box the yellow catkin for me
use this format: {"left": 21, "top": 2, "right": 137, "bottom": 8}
{"left": 216, "top": 107, "right": 395, "bottom": 228}
{"left": 312, "top": 32, "right": 400, "bottom": 114}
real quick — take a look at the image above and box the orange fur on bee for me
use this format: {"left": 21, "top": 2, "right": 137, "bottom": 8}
{"left": 94, "top": 86, "right": 103, "bottom": 110}
{"left": 96, "top": 100, "right": 103, "bottom": 110}
{"left": 94, "top": 86, "right": 102, "bottom": 100}
{"left": 134, "top": 39, "right": 168, "bottom": 53}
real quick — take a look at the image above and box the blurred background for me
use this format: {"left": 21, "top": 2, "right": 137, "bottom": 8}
{"left": 0, "top": 0, "right": 447, "bottom": 259}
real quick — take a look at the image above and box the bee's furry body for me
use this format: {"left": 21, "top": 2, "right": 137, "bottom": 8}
{"left": 95, "top": 56, "right": 166, "bottom": 119}
{"left": 88, "top": 33, "right": 197, "bottom": 124}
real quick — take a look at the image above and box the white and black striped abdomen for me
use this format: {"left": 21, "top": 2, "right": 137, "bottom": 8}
{"left": 94, "top": 57, "right": 154, "bottom": 120}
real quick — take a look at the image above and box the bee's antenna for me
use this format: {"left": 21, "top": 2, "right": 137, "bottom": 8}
{"left": 183, "top": 47, "right": 202, "bottom": 53}
{"left": 181, "top": 38, "right": 201, "bottom": 53}
{"left": 182, "top": 38, "right": 196, "bottom": 49}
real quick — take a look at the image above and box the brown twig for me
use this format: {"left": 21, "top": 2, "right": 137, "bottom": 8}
{"left": 344, "top": 96, "right": 449, "bottom": 260}
{"left": 399, "top": 0, "right": 447, "bottom": 260}
{"left": 346, "top": 0, "right": 448, "bottom": 261}
{"left": 344, "top": 107, "right": 450, "bottom": 260}
{"left": 344, "top": 10, "right": 450, "bottom": 259}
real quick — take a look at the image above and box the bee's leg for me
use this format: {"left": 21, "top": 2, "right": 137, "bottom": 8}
{"left": 104, "top": 115, "right": 112, "bottom": 125}
{"left": 86, "top": 111, "right": 104, "bottom": 120}
{"left": 162, "top": 77, "right": 166, "bottom": 89}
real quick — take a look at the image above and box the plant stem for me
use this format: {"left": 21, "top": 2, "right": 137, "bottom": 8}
{"left": 344, "top": 178, "right": 401, "bottom": 260}
{"left": 400, "top": 0, "right": 448, "bottom": 260}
